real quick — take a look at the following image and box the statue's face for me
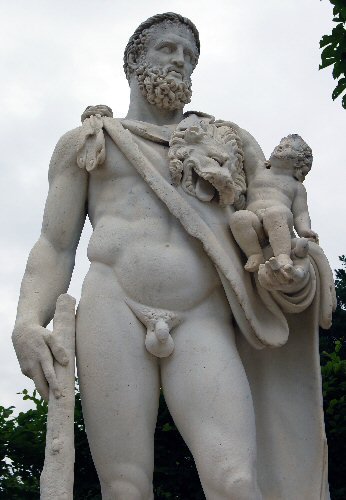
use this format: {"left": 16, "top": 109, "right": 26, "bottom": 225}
{"left": 143, "top": 23, "right": 198, "bottom": 83}
{"left": 187, "top": 139, "right": 234, "bottom": 171}
{"left": 133, "top": 23, "right": 197, "bottom": 111}
{"left": 270, "top": 139, "right": 299, "bottom": 169}
{"left": 270, "top": 137, "right": 312, "bottom": 180}
{"left": 169, "top": 127, "right": 240, "bottom": 206}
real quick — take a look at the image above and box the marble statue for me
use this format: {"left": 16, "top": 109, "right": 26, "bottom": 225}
{"left": 12, "top": 12, "right": 336, "bottom": 500}
{"left": 230, "top": 134, "right": 318, "bottom": 273}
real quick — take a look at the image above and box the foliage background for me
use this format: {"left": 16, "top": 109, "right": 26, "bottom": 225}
{"left": 1, "top": 1, "right": 345, "bottom": 497}
{"left": 319, "top": 0, "right": 346, "bottom": 108}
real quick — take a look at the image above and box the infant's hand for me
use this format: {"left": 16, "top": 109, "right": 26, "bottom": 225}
{"left": 299, "top": 229, "right": 319, "bottom": 243}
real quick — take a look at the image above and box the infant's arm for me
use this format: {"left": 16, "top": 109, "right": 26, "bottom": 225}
{"left": 292, "top": 182, "right": 318, "bottom": 240}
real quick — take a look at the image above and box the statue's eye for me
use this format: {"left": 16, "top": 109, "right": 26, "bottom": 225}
{"left": 184, "top": 52, "right": 191, "bottom": 63}
{"left": 158, "top": 43, "right": 173, "bottom": 54}
{"left": 211, "top": 156, "right": 223, "bottom": 166}
{"left": 184, "top": 49, "right": 195, "bottom": 64}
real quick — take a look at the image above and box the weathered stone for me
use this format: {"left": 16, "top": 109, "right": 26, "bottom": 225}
{"left": 13, "top": 12, "right": 336, "bottom": 499}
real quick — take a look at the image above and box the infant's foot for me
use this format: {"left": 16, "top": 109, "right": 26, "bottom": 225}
{"left": 245, "top": 253, "right": 265, "bottom": 272}
{"left": 277, "top": 254, "right": 293, "bottom": 268}
{"left": 269, "top": 254, "right": 293, "bottom": 270}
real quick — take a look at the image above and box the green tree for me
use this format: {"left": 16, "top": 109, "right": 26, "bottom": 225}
{"left": 0, "top": 390, "right": 45, "bottom": 498}
{"left": 320, "top": 0, "right": 346, "bottom": 109}
{"left": 0, "top": 389, "right": 203, "bottom": 499}
{"left": 0, "top": 389, "right": 100, "bottom": 499}
{"left": 320, "top": 341, "right": 346, "bottom": 500}
{"left": 320, "top": 256, "right": 346, "bottom": 500}
{"left": 320, "top": 256, "right": 346, "bottom": 354}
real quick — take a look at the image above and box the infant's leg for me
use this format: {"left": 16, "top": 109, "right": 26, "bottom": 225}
{"left": 262, "top": 206, "right": 294, "bottom": 267}
{"left": 229, "top": 210, "right": 265, "bottom": 272}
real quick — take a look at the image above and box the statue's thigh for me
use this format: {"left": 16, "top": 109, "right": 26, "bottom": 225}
{"left": 75, "top": 266, "right": 160, "bottom": 489}
{"left": 160, "top": 316, "right": 257, "bottom": 479}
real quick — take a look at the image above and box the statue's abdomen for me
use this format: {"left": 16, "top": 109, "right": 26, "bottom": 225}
{"left": 87, "top": 213, "right": 221, "bottom": 310}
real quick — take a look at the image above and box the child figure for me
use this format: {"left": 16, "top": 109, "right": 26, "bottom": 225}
{"left": 230, "top": 134, "right": 318, "bottom": 272}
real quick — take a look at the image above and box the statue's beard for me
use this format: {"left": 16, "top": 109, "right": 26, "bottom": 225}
{"left": 135, "top": 64, "right": 192, "bottom": 111}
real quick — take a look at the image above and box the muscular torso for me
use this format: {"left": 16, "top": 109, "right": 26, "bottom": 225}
{"left": 85, "top": 131, "right": 222, "bottom": 311}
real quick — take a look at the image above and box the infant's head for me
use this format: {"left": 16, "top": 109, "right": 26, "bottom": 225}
{"left": 269, "top": 134, "right": 313, "bottom": 182}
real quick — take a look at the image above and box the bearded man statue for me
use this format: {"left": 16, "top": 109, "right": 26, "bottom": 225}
{"left": 13, "top": 12, "right": 334, "bottom": 500}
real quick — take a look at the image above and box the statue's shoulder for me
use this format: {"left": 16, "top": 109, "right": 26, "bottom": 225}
{"left": 227, "top": 121, "right": 265, "bottom": 162}
{"left": 183, "top": 112, "right": 265, "bottom": 166}
{"left": 220, "top": 120, "right": 258, "bottom": 149}
{"left": 186, "top": 112, "right": 260, "bottom": 150}
{"left": 55, "top": 126, "right": 82, "bottom": 151}
{"left": 215, "top": 119, "right": 266, "bottom": 176}
{"left": 48, "top": 126, "right": 83, "bottom": 180}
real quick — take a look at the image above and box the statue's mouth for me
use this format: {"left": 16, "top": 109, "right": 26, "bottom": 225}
{"left": 168, "top": 118, "right": 246, "bottom": 208}
{"left": 182, "top": 164, "right": 216, "bottom": 202}
{"left": 181, "top": 158, "right": 236, "bottom": 206}
{"left": 168, "top": 70, "right": 183, "bottom": 80}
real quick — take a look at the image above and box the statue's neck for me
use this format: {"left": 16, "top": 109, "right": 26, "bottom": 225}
{"left": 125, "top": 79, "right": 184, "bottom": 126}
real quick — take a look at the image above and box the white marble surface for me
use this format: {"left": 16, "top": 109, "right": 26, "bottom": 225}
{"left": 10, "top": 11, "right": 336, "bottom": 500}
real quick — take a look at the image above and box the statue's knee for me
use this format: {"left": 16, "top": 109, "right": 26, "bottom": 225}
{"left": 101, "top": 479, "right": 152, "bottom": 500}
{"left": 101, "top": 479, "right": 141, "bottom": 500}
{"left": 223, "top": 470, "right": 259, "bottom": 500}
{"left": 100, "top": 464, "right": 152, "bottom": 500}
{"left": 230, "top": 210, "right": 253, "bottom": 231}
{"left": 263, "top": 205, "right": 292, "bottom": 227}
{"left": 204, "top": 464, "right": 259, "bottom": 500}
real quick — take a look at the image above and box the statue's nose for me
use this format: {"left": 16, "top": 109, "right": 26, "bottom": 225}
{"left": 172, "top": 58, "right": 184, "bottom": 68}
{"left": 171, "top": 47, "right": 185, "bottom": 67}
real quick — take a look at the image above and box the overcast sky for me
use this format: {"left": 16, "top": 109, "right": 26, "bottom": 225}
{"left": 0, "top": 0, "right": 345, "bottom": 413}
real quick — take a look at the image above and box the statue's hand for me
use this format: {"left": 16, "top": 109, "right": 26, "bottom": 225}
{"left": 257, "top": 254, "right": 310, "bottom": 293}
{"left": 12, "top": 324, "right": 69, "bottom": 401}
{"left": 81, "top": 104, "right": 113, "bottom": 122}
{"left": 298, "top": 229, "right": 319, "bottom": 244}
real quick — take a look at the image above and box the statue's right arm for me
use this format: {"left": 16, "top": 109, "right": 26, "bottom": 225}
{"left": 12, "top": 128, "right": 88, "bottom": 400}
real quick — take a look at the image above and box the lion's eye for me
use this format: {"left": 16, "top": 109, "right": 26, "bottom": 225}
{"left": 211, "top": 156, "right": 225, "bottom": 166}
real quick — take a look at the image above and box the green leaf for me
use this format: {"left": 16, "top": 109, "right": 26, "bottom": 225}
{"left": 321, "top": 44, "right": 337, "bottom": 59}
{"left": 332, "top": 60, "right": 346, "bottom": 78}
{"left": 319, "top": 59, "right": 336, "bottom": 70}
{"left": 320, "top": 34, "right": 333, "bottom": 48}
{"left": 342, "top": 93, "right": 346, "bottom": 108}
{"left": 162, "top": 423, "right": 175, "bottom": 432}
{"left": 333, "top": 29, "right": 344, "bottom": 42}
{"left": 332, "top": 78, "right": 346, "bottom": 99}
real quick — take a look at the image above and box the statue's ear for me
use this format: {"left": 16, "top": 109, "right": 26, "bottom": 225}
{"left": 127, "top": 52, "right": 138, "bottom": 72}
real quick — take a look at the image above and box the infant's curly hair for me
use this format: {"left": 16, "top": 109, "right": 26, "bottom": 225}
{"left": 268, "top": 134, "right": 312, "bottom": 182}
{"left": 284, "top": 134, "right": 313, "bottom": 182}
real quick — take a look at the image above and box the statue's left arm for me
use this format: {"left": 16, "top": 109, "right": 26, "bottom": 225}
{"left": 292, "top": 182, "right": 318, "bottom": 241}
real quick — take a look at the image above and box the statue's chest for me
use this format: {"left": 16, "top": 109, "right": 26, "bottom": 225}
{"left": 99, "top": 133, "right": 171, "bottom": 182}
